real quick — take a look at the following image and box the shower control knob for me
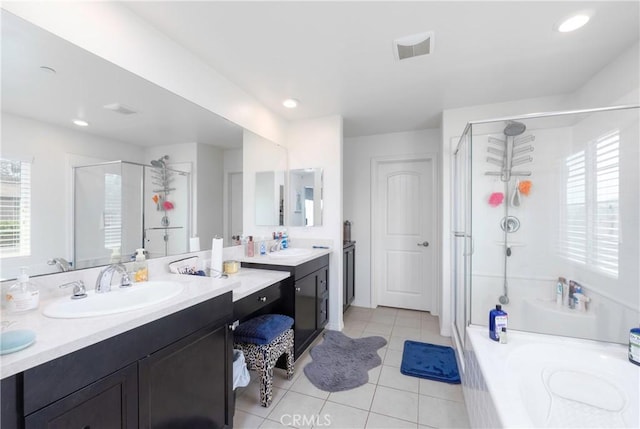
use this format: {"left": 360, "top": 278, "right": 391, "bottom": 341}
{"left": 417, "top": 241, "right": 429, "bottom": 247}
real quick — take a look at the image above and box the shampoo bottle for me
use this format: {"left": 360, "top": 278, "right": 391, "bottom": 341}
{"left": 489, "top": 304, "right": 508, "bottom": 341}
{"left": 5, "top": 267, "right": 39, "bottom": 313}
{"left": 134, "top": 248, "right": 148, "bottom": 282}
{"left": 246, "top": 236, "right": 255, "bottom": 257}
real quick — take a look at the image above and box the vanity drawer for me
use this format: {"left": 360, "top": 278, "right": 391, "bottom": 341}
{"left": 234, "top": 281, "right": 283, "bottom": 322}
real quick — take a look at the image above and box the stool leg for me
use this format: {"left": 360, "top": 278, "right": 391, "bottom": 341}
{"left": 286, "top": 347, "right": 295, "bottom": 380}
{"left": 259, "top": 350, "right": 274, "bottom": 407}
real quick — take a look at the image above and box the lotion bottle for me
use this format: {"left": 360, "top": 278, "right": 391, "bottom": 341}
{"left": 133, "top": 248, "right": 148, "bottom": 282}
{"left": 489, "top": 304, "right": 508, "bottom": 341}
{"left": 5, "top": 267, "right": 39, "bottom": 313}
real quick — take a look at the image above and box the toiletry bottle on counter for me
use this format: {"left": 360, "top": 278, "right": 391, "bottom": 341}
{"left": 259, "top": 238, "right": 267, "bottom": 256}
{"left": 134, "top": 248, "right": 148, "bottom": 282}
{"left": 281, "top": 230, "right": 288, "bottom": 249}
{"left": 489, "top": 304, "right": 508, "bottom": 341}
{"left": 629, "top": 327, "right": 640, "bottom": 366}
{"left": 246, "top": 236, "right": 255, "bottom": 257}
{"left": 5, "top": 267, "right": 39, "bottom": 313}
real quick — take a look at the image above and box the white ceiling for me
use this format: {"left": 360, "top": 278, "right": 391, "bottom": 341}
{"left": 125, "top": 1, "right": 640, "bottom": 137}
{"left": 1, "top": 11, "right": 243, "bottom": 149}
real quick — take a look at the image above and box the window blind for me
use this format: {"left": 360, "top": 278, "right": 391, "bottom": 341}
{"left": 0, "top": 159, "right": 31, "bottom": 257}
{"left": 562, "top": 130, "right": 619, "bottom": 277}
{"left": 104, "top": 173, "right": 122, "bottom": 250}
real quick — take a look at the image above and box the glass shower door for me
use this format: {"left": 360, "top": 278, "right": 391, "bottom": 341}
{"left": 453, "top": 127, "right": 472, "bottom": 348}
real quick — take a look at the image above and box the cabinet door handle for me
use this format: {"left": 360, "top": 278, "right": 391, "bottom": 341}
{"left": 417, "top": 241, "right": 429, "bottom": 247}
{"left": 258, "top": 296, "right": 267, "bottom": 302}
{"left": 295, "top": 287, "right": 301, "bottom": 292}
{"left": 229, "top": 320, "right": 239, "bottom": 331}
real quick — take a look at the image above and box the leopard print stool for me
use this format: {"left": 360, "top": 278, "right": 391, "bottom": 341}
{"left": 234, "top": 328, "right": 295, "bottom": 407}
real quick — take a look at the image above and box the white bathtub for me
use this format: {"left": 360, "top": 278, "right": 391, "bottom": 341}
{"left": 464, "top": 325, "right": 640, "bottom": 428}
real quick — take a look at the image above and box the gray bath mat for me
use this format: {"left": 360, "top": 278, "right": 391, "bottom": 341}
{"left": 303, "top": 330, "right": 387, "bottom": 392}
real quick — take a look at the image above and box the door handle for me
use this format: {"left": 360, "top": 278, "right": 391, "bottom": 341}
{"left": 417, "top": 241, "right": 429, "bottom": 247}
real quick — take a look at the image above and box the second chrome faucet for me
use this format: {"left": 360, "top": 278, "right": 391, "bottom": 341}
{"left": 95, "top": 263, "right": 132, "bottom": 293}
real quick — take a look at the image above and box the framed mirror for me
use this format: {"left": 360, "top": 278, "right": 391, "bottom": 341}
{"left": 0, "top": 11, "right": 243, "bottom": 279}
{"left": 288, "top": 168, "right": 323, "bottom": 226}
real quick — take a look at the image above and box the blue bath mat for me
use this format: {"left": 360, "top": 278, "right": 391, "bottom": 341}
{"left": 400, "top": 340, "right": 461, "bottom": 384}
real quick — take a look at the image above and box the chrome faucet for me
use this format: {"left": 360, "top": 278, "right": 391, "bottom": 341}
{"left": 48, "top": 257, "right": 72, "bottom": 272}
{"left": 95, "top": 263, "right": 132, "bottom": 293}
{"left": 269, "top": 238, "right": 282, "bottom": 252}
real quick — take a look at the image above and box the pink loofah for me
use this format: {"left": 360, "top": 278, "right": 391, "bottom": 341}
{"left": 488, "top": 192, "right": 504, "bottom": 207}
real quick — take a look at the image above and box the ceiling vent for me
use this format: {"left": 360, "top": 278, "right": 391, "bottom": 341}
{"left": 103, "top": 103, "right": 138, "bottom": 115}
{"left": 393, "top": 32, "right": 434, "bottom": 61}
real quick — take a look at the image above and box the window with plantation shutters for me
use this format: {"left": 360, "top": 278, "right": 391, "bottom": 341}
{"left": 0, "top": 159, "right": 31, "bottom": 257}
{"left": 562, "top": 130, "right": 619, "bottom": 278}
{"left": 104, "top": 173, "right": 122, "bottom": 250}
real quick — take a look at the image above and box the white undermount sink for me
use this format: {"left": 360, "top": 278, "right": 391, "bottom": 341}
{"left": 43, "top": 281, "right": 184, "bottom": 319}
{"left": 267, "top": 248, "right": 313, "bottom": 258}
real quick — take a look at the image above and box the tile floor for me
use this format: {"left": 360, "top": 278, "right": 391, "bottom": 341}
{"left": 233, "top": 306, "right": 470, "bottom": 429}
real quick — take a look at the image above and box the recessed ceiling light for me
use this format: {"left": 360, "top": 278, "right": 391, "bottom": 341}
{"left": 283, "top": 98, "right": 299, "bottom": 109}
{"left": 556, "top": 14, "right": 590, "bottom": 32}
{"left": 72, "top": 119, "right": 89, "bottom": 127}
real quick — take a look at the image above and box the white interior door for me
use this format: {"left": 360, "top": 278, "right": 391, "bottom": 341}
{"left": 374, "top": 157, "right": 435, "bottom": 311}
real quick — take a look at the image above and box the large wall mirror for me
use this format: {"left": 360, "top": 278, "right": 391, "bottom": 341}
{"left": 1, "top": 11, "right": 247, "bottom": 279}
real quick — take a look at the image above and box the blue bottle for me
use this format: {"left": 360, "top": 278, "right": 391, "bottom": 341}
{"left": 630, "top": 327, "right": 640, "bottom": 366}
{"left": 489, "top": 304, "right": 508, "bottom": 341}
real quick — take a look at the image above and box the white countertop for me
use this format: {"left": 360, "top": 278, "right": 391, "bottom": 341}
{"left": 240, "top": 247, "right": 332, "bottom": 267}
{"left": 0, "top": 268, "right": 289, "bottom": 379}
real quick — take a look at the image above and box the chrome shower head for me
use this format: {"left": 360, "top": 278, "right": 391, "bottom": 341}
{"left": 504, "top": 121, "right": 526, "bottom": 137}
{"left": 150, "top": 155, "right": 169, "bottom": 168}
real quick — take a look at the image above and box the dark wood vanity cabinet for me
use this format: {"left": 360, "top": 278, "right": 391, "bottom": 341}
{"left": 242, "top": 254, "right": 330, "bottom": 359}
{"left": 2, "top": 292, "right": 234, "bottom": 429}
{"left": 343, "top": 242, "right": 356, "bottom": 312}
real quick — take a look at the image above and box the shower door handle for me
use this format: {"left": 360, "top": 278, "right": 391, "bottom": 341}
{"left": 417, "top": 241, "right": 429, "bottom": 247}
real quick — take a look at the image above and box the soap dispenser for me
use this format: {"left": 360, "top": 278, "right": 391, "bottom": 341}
{"left": 5, "top": 267, "right": 39, "bottom": 313}
{"left": 133, "top": 248, "right": 148, "bottom": 282}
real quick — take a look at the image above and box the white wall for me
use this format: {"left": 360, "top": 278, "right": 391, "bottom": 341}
{"left": 286, "top": 116, "right": 344, "bottom": 331}
{"left": 1, "top": 113, "right": 145, "bottom": 279}
{"left": 3, "top": 2, "right": 287, "bottom": 145}
{"left": 344, "top": 129, "right": 441, "bottom": 310}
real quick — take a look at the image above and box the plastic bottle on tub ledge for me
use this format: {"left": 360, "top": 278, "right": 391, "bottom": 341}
{"left": 630, "top": 327, "right": 640, "bottom": 366}
{"left": 489, "top": 304, "right": 508, "bottom": 341}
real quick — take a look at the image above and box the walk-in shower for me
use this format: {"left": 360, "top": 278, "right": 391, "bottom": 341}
{"left": 453, "top": 104, "right": 640, "bottom": 347}
{"left": 73, "top": 160, "right": 190, "bottom": 269}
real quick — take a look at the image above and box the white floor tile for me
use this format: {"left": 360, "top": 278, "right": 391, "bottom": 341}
{"left": 366, "top": 412, "right": 418, "bottom": 429}
{"left": 363, "top": 322, "right": 394, "bottom": 335}
{"left": 368, "top": 365, "right": 382, "bottom": 384}
{"left": 418, "top": 395, "right": 470, "bottom": 428}
{"left": 271, "top": 368, "right": 300, "bottom": 390}
{"left": 320, "top": 401, "right": 369, "bottom": 428}
{"left": 373, "top": 306, "right": 398, "bottom": 316}
{"left": 327, "top": 382, "right": 376, "bottom": 411}
{"left": 394, "top": 316, "right": 422, "bottom": 329}
{"left": 392, "top": 326, "right": 422, "bottom": 340}
{"left": 343, "top": 320, "right": 368, "bottom": 332}
{"left": 387, "top": 336, "right": 410, "bottom": 351}
{"left": 383, "top": 349, "right": 404, "bottom": 368}
{"left": 236, "top": 385, "right": 287, "bottom": 418}
{"left": 289, "top": 373, "right": 330, "bottom": 399}
{"left": 420, "top": 331, "right": 452, "bottom": 347}
{"left": 260, "top": 417, "right": 299, "bottom": 429}
{"left": 361, "top": 331, "right": 390, "bottom": 342}
{"left": 266, "top": 391, "right": 326, "bottom": 429}
{"left": 234, "top": 410, "right": 265, "bottom": 429}
{"left": 377, "top": 365, "right": 419, "bottom": 393}
{"left": 419, "top": 379, "right": 464, "bottom": 402}
{"left": 370, "top": 385, "right": 419, "bottom": 423}
{"left": 369, "top": 312, "right": 396, "bottom": 325}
